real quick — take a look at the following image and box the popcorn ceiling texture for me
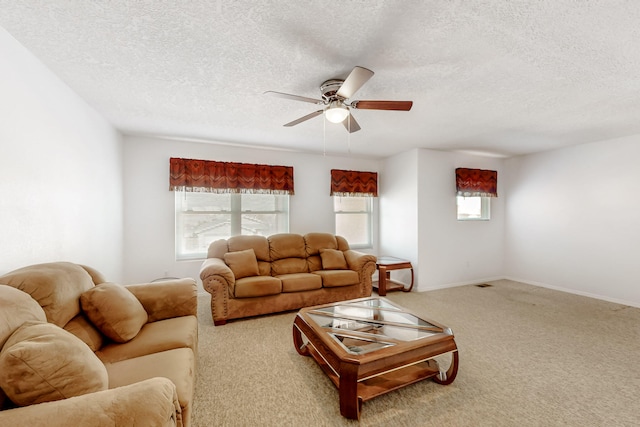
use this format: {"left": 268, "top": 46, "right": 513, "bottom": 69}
{"left": 1, "top": 1, "right": 640, "bottom": 158}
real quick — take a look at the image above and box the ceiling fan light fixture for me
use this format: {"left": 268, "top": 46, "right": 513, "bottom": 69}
{"left": 325, "top": 101, "right": 349, "bottom": 123}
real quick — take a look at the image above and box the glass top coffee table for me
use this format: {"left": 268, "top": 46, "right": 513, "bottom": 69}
{"left": 292, "top": 297, "right": 459, "bottom": 420}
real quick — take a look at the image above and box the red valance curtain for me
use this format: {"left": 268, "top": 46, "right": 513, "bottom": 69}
{"left": 330, "top": 169, "right": 378, "bottom": 197}
{"left": 455, "top": 168, "right": 497, "bottom": 197}
{"left": 169, "top": 158, "right": 294, "bottom": 195}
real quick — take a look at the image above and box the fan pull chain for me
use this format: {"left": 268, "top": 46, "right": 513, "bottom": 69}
{"left": 347, "top": 116, "right": 351, "bottom": 155}
{"left": 323, "top": 115, "right": 326, "bottom": 156}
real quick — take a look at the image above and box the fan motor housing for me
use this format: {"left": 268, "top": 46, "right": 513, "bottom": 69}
{"left": 320, "top": 79, "right": 345, "bottom": 101}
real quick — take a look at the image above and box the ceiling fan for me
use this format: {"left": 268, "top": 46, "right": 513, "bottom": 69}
{"left": 265, "top": 66, "right": 413, "bottom": 133}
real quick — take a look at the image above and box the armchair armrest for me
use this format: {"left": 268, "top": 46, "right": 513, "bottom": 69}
{"left": 126, "top": 279, "right": 197, "bottom": 322}
{"left": 0, "top": 377, "right": 180, "bottom": 427}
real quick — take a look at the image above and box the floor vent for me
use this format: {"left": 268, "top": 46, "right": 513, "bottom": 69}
{"left": 475, "top": 283, "right": 492, "bottom": 288}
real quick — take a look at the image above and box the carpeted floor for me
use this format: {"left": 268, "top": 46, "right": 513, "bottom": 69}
{"left": 191, "top": 280, "right": 640, "bottom": 426}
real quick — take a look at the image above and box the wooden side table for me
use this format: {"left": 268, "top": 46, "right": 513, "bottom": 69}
{"left": 374, "top": 256, "right": 414, "bottom": 296}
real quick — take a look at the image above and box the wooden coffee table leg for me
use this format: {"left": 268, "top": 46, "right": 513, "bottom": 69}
{"left": 432, "top": 350, "right": 459, "bottom": 385}
{"left": 339, "top": 363, "right": 361, "bottom": 419}
{"left": 292, "top": 324, "right": 310, "bottom": 356}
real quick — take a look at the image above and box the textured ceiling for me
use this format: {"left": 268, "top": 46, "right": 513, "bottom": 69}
{"left": 2, "top": 1, "right": 640, "bottom": 158}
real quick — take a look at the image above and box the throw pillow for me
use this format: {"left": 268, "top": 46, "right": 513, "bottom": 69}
{"left": 224, "top": 248, "right": 260, "bottom": 279}
{"left": 0, "top": 321, "right": 108, "bottom": 406}
{"left": 0, "top": 285, "right": 47, "bottom": 349}
{"left": 80, "top": 283, "right": 148, "bottom": 343}
{"left": 320, "top": 248, "right": 348, "bottom": 270}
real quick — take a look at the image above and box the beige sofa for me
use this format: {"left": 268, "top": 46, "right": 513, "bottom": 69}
{"left": 200, "top": 232, "right": 377, "bottom": 325}
{"left": 0, "top": 262, "right": 198, "bottom": 427}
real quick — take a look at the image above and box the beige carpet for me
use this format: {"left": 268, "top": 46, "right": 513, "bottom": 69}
{"left": 191, "top": 280, "right": 640, "bottom": 426}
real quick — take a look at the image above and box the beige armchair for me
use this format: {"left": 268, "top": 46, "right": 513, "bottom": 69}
{"left": 0, "top": 262, "right": 197, "bottom": 427}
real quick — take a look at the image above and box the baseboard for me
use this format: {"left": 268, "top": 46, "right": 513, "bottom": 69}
{"left": 504, "top": 276, "right": 640, "bottom": 309}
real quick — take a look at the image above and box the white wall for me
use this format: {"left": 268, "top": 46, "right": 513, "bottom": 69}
{"left": 0, "top": 29, "right": 123, "bottom": 279}
{"left": 379, "top": 149, "right": 419, "bottom": 283}
{"left": 418, "top": 150, "right": 504, "bottom": 289}
{"left": 381, "top": 148, "right": 505, "bottom": 291}
{"left": 122, "top": 135, "right": 380, "bottom": 285}
{"left": 505, "top": 136, "right": 640, "bottom": 307}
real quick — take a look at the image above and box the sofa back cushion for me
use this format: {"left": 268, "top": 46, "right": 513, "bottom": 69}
{"left": 335, "top": 235, "right": 350, "bottom": 251}
{"left": 305, "top": 233, "right": 340, "bottom": 253}
{"left": 304, "top": 233, "right": 344, "bottom": 272}
{"left": 0, "top": 262, "right": 95, "bottom": 327}
{"left": 269, "top": 233, "right": 306, "bottom": 259}
{"left": 269, "top": 234, "right": 308, "bottom": 275}
{"left": 228, "top": 235, "right": 270, "bottom": 259}
{"left": 271, "top": 258, "right": 308, "bottom": 276}
{"left": 228, "top": 235, "right": 271, "bottom": 276}
{"left": 207, "top": 239, "right": 229, "bottom": 259}
{"left": 63, "top": 314, "right": 104, "bottom": 351}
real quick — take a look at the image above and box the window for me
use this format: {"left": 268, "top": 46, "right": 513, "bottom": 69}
{"left": 175, "top": 192, "right": 289, "bottom": 260}
{"left": 334, "top": 196, "right": 372, "bottom": 248}
{"left": 457, "top": 196, "right": 490, "bottom": 220}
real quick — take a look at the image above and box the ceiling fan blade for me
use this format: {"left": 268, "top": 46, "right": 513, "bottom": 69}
{"left": 351, "top": 100, "right": 413, "bottom": 111}
{"left": 342, "top": 114, "right": 361, "bottom": 133}
{"left": 283, "top": 110, "right": 324, "bottom": 127}
{"left": 336, "top": 66, "right": 374, "bottom": 99}
{"left": 264, "top": 91, "right": 323, "bottom": 104}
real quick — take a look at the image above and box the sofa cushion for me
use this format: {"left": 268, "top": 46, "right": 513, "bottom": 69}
{"left": 271, "top": 258, "right": 308, "bottom": 276}
{"left": 224, "top": 248, "right": 260, "bottom": 279}
{"left": 320, "top": 248, "right": 348, "bottom": 270}
{"left": 302, "top": 234, "right": 330, "bottom": 272}
{"left": 80, "top": 283, "right": 148, "bottom": 343}
{"left": 234, "top": 276, "right": 282, "bottom": 298}
{"left": 0, "top": 285, "right": 47, "bottom": 349}
{"left": 228, "top": 235, "right": 270, "bottom": 261}
{"left": 269, "top": 233, "right": 306, "bottom": 260}
{"left": 304, "top": 233, "right": 339, "bottom": 255}
{"left": 313, "top": 270, "right": 360, "bottom": 288}
{"left": 0, "top": 321, "right": 108, "bottom": 406}
{"left": 0, "top": 262, "right": 95, "bottom": 327}
{"left": 278, "top": 273, "right": 323, "bottom": 293}
{"left": 105, "top": 347, "right": 194, "bottom": 425}
{"left": 96, "top": 315, "right": 198, "bottom": 364}
{"left": 63, "top": 313, "right": 104, "bottom": 351}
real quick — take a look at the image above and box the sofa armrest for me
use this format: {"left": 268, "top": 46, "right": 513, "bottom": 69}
{"left": 0, "top": 377, "right": 181, "bottom": 427}
{"left": 199, "top": 258, "right": 234, "bottom": 325}
{"left": 126, "top": 279, "right": 198, "bottom": 322}
{"left": 344, "top": 250, "right": 377, "bottom": 272}
{"left": 199, "top": 258, "right": 235, "bottom": 291}
{"left": 344, "top": 250, "right": 377, "bottom": 296}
